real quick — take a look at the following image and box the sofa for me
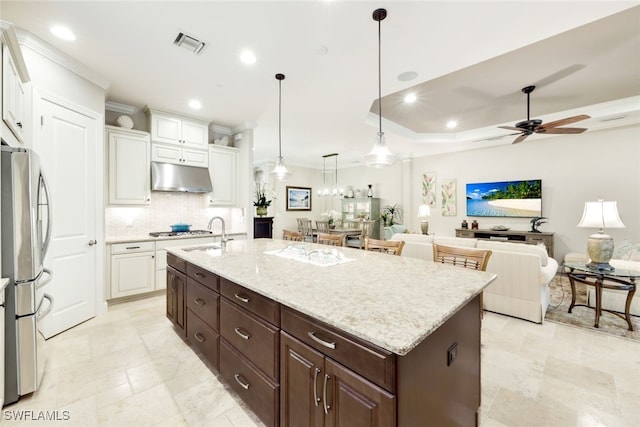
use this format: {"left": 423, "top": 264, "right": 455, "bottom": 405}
{"left": 390, "top": 233, "right": 559, "bottom": 323}
{"left": 382, "top": 224, "right": 408, "bottom": 240}
{"left": 564, "top": 240, "right": 640, "bottom": 316}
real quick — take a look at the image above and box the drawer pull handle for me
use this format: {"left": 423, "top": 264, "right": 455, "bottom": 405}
{"left": 234, "top": 293, "right": 250, "bottom": 303}
{"left": 234, "top": 327, "right": 251, "bottom": 340}
{"left": 194, "top": 333, "right": 205, "bottom": 343}
{"left": 194, "top": 298, "right": 205, "bottom": 306}
{"left": 322, "top": 374, "right": 331, "bottom": 414}
{"left": 234, "top": 373, "right": 250, "bottom": 390}
{"left": 194, "top": 272, "right": 206, "bottom": 278}
{"left": 126, "top": 246, "right": 140, "bottom": 250}
{"left": 313, "top": 367, "right": 321, "bottom": 406}
{"left": 308, "top": 331, "right": 336, "bottom": 350}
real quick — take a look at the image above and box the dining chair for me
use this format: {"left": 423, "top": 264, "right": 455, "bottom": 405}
{"left": 316, "top": 233, "right": 343, "bottom": 247}
{"left": 316, "top": 220, "right": 330, "bottom": 233}
{"left": 333, "top": 218, "right": 343, "bottom": 228}
{"left": 432, "top": 244, "right": 492, "bottom": 271}
{"left": 364, "top": 238, "right": 405, "bottom": 256}
{"left": 345, "top": 219, "right": 361, "bottom": 229}
{"left": 345, "top": 220, "right": 375, "bottom": 249}
{"left": 282, "top": 229, "right": 304, "bottom": 242}
{"left": 433, "top": 243, "right": 492, "bottom": 318}
{"left": 296, "top": 218, "right": 314, "bottom": 242}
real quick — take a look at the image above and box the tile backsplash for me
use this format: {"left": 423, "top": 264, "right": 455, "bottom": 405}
{"left": 106, "top": 192, "right": 246, "bottom": 238}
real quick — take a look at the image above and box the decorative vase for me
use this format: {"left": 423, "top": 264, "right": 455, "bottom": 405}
{"left": 367, "top": 184, "right": 373, "bottom": 198}
{"left": 329, "top": 223, "right": 336, "bottom": 229}
{"left": 256, "top": 206, "right": 268, "bottom": 217}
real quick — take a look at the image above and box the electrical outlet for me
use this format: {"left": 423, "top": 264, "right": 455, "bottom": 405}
{"left": 447, "top": 342, "right": 458, "bottom": 366}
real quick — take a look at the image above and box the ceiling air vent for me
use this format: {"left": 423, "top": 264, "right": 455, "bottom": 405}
{"left": 173, "top": 32, "right": 206, "bottom": 55}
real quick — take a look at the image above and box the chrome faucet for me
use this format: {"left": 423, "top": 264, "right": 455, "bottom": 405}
{"left": 207, "top": 216, "right": 228, "bottom": 245}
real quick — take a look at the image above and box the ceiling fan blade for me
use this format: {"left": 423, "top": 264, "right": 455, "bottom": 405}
{"left": 539, "top": 127, "right": 587, "bottom": 134}
{"left": 543, "top": 114, "right": 591, "bottom": 129}
{"left": 512, "top": 134, "right": 529, "bottom": 144}
{"left": 498, "top": 125, "right": 522, "bottom": 131}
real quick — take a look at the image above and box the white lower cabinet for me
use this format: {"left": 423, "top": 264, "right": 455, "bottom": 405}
{"left": 154, "top": 237, "right": 214, "bottom": 291}
{"left": 110, "top": 242, "right": 156, "bottom": 298}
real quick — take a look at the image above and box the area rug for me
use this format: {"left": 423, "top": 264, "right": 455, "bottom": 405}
{"left": 545, "top": 273, "right": 639, "bottom": 342}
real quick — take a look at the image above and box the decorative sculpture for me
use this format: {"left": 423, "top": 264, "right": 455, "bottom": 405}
{"left": 530, "top": 216, "right": 547, "bottom": 233}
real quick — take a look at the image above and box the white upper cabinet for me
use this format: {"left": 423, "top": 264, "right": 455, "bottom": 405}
{"left": 208, "top": 145, "right": 238, "bottom": 206}
{"left": 146, "top": 107, "right": 209, "bottom": 167}
{"left": 147, "top": 108, "right": 208, "bottom": 149}
{"left": 106, "top": 125, "right": 151, "bottom": 205}
{"left": 1, "top": 22, "right": 31, "bottom": 147}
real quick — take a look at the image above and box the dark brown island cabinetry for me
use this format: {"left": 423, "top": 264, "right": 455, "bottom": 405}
{"left": 167, "top": 254, "right": 482, "bottom": 427}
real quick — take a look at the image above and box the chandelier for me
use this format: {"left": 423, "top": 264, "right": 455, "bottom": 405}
{"left": 317, "top": 153, "right": 343, "bottom": 197}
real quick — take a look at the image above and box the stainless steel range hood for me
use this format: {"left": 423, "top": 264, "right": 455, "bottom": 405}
{"left": 151, "top": 162, "right": 213, "bottom": 193}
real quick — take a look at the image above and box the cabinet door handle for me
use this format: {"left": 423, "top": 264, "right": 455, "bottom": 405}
{"left": 194, "top": 298, "right": 205, "bottom": 306}
{"left": 308, "top": 331, "right": 336, "bottom": 350}
{"left": 194, "top": 272, "right": 206, "bottom": 278}
{"left": 194, "top": 333, "right": 205, "bottom": 343}
{"left": 313, "top": 367, "right": 321, "bottom": 406}
{"left": 234, "top": 373, "right": 250, "bottom": 390}
{"left": 234, "top": 293, "right": 250, "bottom": 303}
{"left": 125, "top": 245, "right": 139, "bottom": 250}
{"left": 16, "top": 122, "right": 22, "bottom": 128}
{"left": 322, "top": 374, "right": 331, "bottom": 414}
{"left": 234, "top": 327, "right": 250, "bottom": 340}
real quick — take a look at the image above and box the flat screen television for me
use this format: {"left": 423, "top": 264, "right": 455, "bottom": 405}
{"left": 466, "top": 179, "right": 542, "bottom": 217}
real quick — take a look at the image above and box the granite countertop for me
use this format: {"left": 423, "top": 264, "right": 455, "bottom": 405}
{"left": 168, "top": 239, "right": 497, "bottom": 356}
{"left": 106, "top": 231, "right": 247, "bottom": 244}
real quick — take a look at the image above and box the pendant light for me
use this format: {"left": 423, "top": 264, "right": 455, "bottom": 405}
{"left": 271, "top": 73, "right": 291, "bottom": 181}
{"left": 317, "top": 153, "right": 343, "bottom": 197}
{"left": 363, "top": 8, "right": 397, "bottom": 168}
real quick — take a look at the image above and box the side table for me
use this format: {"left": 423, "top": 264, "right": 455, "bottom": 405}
{"left": 564, "top": 263, "right": 638, "bottom": 331}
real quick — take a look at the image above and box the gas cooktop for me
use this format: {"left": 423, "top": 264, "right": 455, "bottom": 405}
{"left": 148, "top": 230, "right": 213, "bottom": 238}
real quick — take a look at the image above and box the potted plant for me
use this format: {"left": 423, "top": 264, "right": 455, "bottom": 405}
{"left": 253, "top": 183, "right": 273, "bottom": 216}
{"left": 381, "top": 204, "right": 402, "bottom": 226}
{"left": 321, "top": 209, "right": 340, "bottom": 228}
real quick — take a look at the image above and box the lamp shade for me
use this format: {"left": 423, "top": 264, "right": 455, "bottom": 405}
{"left": 363, "top": 132, "right": 397, "bottom": 168}
{"left": 577, "top": 200, "right": 625, "bottom": 231}
{"left": 417, "top": 204, "right": 431, "bottom": 218}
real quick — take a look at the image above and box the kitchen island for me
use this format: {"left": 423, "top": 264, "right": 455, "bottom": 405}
{"left": 167, "top": 239, "right": 496, "bottom": 427}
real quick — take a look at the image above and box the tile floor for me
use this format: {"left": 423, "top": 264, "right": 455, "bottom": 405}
{"left": 2, "top": 295, "right": 639, "bottom": 426}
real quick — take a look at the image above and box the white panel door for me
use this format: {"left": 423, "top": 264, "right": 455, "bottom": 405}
{"left": 37, "top": 98, "right": 97, "bottom": 338}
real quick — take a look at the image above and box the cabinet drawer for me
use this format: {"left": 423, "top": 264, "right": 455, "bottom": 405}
{"left": 281, "top": 307, "right": 396, "bottom": 393}
{"left": 219, "top": 339, "right": 278, "bottom": 427}
{"left": 220, "top": 298, "right": 279, "bottom": 381}
{"left": 187, "top": 263, "right": 219, "bottom": 292}
{"left": 111, "top": 241, "right": 155, "bottom": 254}
{"left": 220, "top": 278, "right": 280, "bottom": 326}
{"left": 186, "top": 278, "right": 219, "bottom": 331}
{"left": 167, "top": 253, "right": 186, "bottom": 273}
{"left": 186, "top": 308, "right": 219, "bottom": 369}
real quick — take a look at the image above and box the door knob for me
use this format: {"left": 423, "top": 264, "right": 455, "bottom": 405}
{"left": 88, "top": 240, "right": 97, "bottom": 246}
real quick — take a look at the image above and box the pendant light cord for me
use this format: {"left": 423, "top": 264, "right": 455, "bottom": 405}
{"left": 278, "top": 78, "right": 282, "bottom": 157}
{"left": 378, "top": 16, "right": 382, "bottom": 134}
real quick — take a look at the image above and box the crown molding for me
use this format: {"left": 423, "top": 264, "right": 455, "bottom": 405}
{"left": 105, "top": 101, "right": 138, "bottom": 114}
{"left": 15, "top": 28, "right": 111, "bottom": 90}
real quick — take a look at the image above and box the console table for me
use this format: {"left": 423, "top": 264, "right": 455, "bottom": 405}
{"left": 455, "top": 228, "right": 554, "bottom": 257}
{"left": 564, "top": 263, "right": 638, "bottom": 331}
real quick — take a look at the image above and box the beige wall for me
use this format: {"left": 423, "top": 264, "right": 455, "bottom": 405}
{"left": 261, "top": 124, "right": 640, "bottom": 263}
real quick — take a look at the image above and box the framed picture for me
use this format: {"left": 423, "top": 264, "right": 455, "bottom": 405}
{"left": 286, "top": 186, "right": 312, "bottom": 211}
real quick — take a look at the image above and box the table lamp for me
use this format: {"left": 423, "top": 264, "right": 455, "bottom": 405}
{"left": 577, "top": 199, "right": 625, "bottom": 271}
{"left": 417, "top": 204, "right": 431, "bottom": 235}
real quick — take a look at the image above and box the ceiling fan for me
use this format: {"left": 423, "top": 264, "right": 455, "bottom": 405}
{"left": 498, "top": 85, "right": 590, "bottom": 144}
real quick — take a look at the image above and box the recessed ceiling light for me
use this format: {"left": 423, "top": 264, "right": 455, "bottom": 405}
{"left": 404, "top": 93, "right": 417, "bottom": 103}
{"left": 446, "top": 120, "right": 458, "bottom": 129}
{"left": 50, "top": 25, "right": 76, "bottom": 41}
{"left": 397, "top": 71, "right": 417, "bottom": 82}
{"left": 240, "top": 50, "right": 256, "bottom": 65}
{"left": 188, "top": 99, "right": 202, "bottom": 109}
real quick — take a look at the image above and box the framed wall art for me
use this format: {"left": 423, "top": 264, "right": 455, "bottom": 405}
{"left": 441, "top": 179, "right": 457, "bottom": 216}
{"left": 286, "top": 186, "right": 312, "bottom": 211}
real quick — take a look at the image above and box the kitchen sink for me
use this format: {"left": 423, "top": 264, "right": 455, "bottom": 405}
{"left": 182, "top": 244, "right": 221, "bottom": 252}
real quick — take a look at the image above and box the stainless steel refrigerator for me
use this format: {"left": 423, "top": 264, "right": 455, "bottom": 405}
{"left": 1, "top": 146, "right": 53, "bottom": 405}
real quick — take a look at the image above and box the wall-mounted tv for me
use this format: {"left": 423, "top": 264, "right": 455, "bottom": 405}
{"left": 466, "top": 179, "right": 542, "bottom": 217}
